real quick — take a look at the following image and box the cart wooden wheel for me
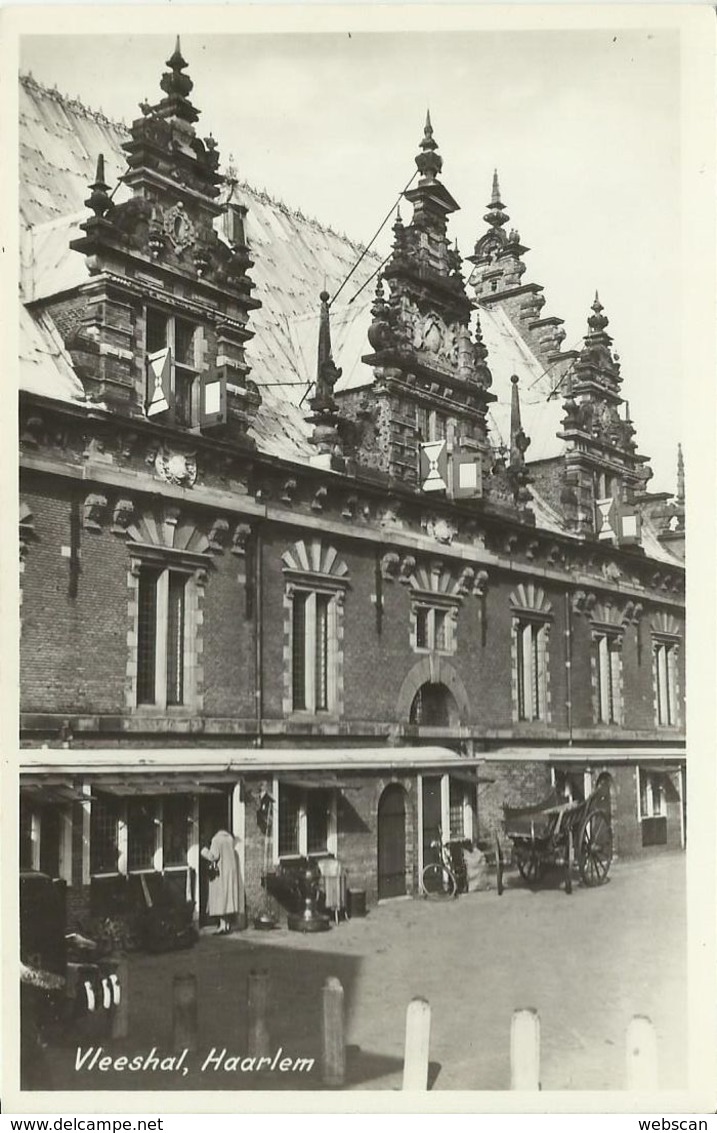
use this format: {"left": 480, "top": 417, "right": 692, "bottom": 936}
{"left": 516, "top": 850, "right": 543, "bottom": 885}
{"left": 495, "top": 834, "right": 504, "bottom": 896}
{"left": 577, "top": 809, "right": 612, "bottom": 887}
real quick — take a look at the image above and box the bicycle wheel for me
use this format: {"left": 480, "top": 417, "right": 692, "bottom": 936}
{"left": 421, "top": 862, "right": 457, "bottom": 899}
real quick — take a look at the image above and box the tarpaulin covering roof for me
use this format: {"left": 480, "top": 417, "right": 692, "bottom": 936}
{"left": 17, "top": 76, "right": 681, "bottom": 564}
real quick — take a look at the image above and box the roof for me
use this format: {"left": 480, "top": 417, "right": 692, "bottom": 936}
{"left": 17, "top": 76, "right": 682, "bottom": 567}
{"left": 479, "top": 304, "right": 566, "bottom": 462}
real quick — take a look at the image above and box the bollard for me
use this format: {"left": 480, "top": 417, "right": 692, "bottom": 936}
{"left": 247, "top": 969, "right": 271, "bottom": 1059}
{"left": 321, "top": 976, "right": 345, "bottom": 1087}
{"left": 510, "top": 1008, "right": 541, "bottom": 1090}
{"left": 172, "top": 973, "right": 198, "bottom": 1053}
{"left": 402, "top": 997, "right": 431, "bottom": 1090}
{"left": 110, "top": 958, "right": 128, "bottom": 1040}
{"left": 626, "top": 1015, "right": 658, "bottom": 1090}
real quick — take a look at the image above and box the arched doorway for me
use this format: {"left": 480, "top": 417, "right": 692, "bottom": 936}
{"left": 409, "top": 682, "right": 459, "bottom": 727}
{"left": 377, "top": 784, "right": 407, "bottom": 899}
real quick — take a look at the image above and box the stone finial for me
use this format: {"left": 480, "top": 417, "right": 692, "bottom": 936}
{"left": 509, "top": 374, "right": 531, "bottom": 469}
{"left": 587, "top": 291, "right": 610, "bottom": 335}
{"left": 85, "top": 154, "right": 112, "bottom": 219}
{"left": 415, "top": 110, "right": 443, "bottom": 182}
{"left": 483, "top": 169, "right": 509, "bottom": 230}
{"left": 676, "top": 443, "right": 685, "bottom": 505}
{"left": 312, "top": 291, "right": 341, "bottom": 414}
{"left": 154, "top": 35, "right": 199, "bottom": 124}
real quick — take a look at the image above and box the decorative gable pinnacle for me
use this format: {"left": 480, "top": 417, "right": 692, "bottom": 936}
{"left": 483, "top": 169, "right": 510, "bottom": 230}
{"left": 415, "top": 110, "right": 443, "bottom": 183}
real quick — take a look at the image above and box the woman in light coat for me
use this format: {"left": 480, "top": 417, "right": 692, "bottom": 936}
{"left": 200, "top": 828, "right": 240, "bottom": 934}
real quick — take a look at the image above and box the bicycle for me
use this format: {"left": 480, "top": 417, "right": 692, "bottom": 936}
{"left": 420, "top": 829, "right": 458, "bottom": 899}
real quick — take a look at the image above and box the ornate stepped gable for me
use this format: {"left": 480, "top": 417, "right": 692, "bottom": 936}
{"left": 557, "top": 294, "right": 652, "bottom": 538}
{"left": 67, "top": 39, "right": 261, "bottom": 441}
{"left": 335, "top": 113, "right": 496, "bottom": 490}
{"left": 467, "top": 172, "right": 577, "bottom": 379}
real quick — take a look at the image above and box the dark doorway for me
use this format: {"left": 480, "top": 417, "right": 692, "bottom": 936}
{"left": 198, "top": 792, "right": 231, "bottom": 926}
{"left": 377, "top": 784, "right": 407, "bottom": 900}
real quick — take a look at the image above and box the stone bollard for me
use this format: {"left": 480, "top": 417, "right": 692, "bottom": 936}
{"left": 110, "top": 957, "right": 128, "bottom": 1040}
{"left": 402, "top": 997, "right": 431, "bottom": 1090}
{"left": 626, "top": 1015, "right": 658, "bottom": 1090}
{"left": 510, "top": 1008, "right": 541, "bottom": 1090}
{"left": 172, "top": 973, "right": 198, "bottom": 1053}
{"left": 321, "top": 976, "right": 345, "bottom": 1087}
{"left": 247, "top": 969, "right": 271, "bottom": 1059}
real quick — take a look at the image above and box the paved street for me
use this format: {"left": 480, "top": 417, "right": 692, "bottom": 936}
{"left": 39, "top": 852, "right": 686, "bottom": 1092}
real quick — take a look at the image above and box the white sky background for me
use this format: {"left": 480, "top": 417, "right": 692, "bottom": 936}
{"left": 21, "top": 29, "right": 682, "bottom": 493}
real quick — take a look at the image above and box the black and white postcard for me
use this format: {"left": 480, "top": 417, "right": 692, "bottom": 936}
{"left": 2, "top": 2, "right": 715, "bottom": 1117}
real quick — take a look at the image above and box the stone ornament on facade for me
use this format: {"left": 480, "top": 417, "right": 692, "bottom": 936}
{"left": 111, "top": 498, "right": 135, "bottom": 535}
{"left": 83, "top": 493, "right": 109, "bottom": 531}
{"left": 19, "top": 501, "right": 34, "bottom": 562}
{"left": 398, "top": 555, "right": 416, "bottom": 585}
{"left": 207, "top": 517, "right": 230, "bottom": 552}
{"left": 163, "top": 202, "right": 197, "bottom": 253}
{"left": 281, "top": 537, "right": 349, "bottom": 582}
{"left": 153, "top": 447, "right": 198, "bottom": 488}
{"left": 380, "top": 552, "right": 400, "bottom": 581}
{"left": 422, "top": 515, "right": 457, "bottom": 545}
{"left": 125, "top": 502, "right": 211, "bottom": 556}
{"left": 231, "top": 523, "right": 252, "bottom": 556}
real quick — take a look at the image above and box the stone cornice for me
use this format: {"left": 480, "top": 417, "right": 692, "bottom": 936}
{"left": 20, "top": 448, "right": 685, "bottom": 611}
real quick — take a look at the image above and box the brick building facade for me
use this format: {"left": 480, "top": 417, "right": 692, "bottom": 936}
{"left": 19, "top": 44, "right": 685, "bottom": 932}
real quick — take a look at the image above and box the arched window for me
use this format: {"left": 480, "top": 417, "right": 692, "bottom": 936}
{"left": 409, "top": 682, "right": 459, "bottom": 728}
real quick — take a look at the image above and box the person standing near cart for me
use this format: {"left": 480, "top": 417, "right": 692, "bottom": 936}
{"left": 201, "top": 827, "right": 239, "bottom": 934}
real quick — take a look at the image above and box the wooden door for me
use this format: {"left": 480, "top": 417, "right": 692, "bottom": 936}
{"left": 377, "top": 784, "right": 406, "bottom": 899}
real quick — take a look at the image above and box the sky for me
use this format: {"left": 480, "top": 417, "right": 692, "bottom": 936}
{"left": 20, "top": 26, "right": 684, "bottom": 492}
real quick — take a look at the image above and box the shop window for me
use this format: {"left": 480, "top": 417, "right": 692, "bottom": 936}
{"left": 515, "top": 619, "right": 548, "bottom": 721}
{"left": 653, "top": 640, "right": 678, "bottom": 726}
{"left": 127, "top": 798, "right": 159, "bottom": 872}
{"left": 276, "top": 784, "right": 336, "bottom": 860}
{"left": 421, "top": 774, "right": 474, "bottom": 867}
{"left": 594, "top": 632, "right": 622, "bottom": 724}
{"left": 291, "top": 590, "right": 336, "bottom": 714}
{"left": 20, "top": 802, "right": 64, "bottom": 878}
{"left": 136, "top": 567, "right": 190, "bottom": 709}
{"left": 91, "top": 795, "right": 122, "bottom": 876}
{"left": 163, "top": 795, "right": 191, "bottom": 867}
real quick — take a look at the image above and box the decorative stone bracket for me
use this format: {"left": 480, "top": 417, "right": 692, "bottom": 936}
{"left": 83, "top": 493, "right": 109, "bottom": 531}
{"left": 231, "top": 523, "right": 252, "bottom": 556}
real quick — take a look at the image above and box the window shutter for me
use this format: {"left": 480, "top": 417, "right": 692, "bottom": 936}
{"left": 200, "top": 370, "right": 227, "bottom": 429}
{"left": 146, "top": 347, "right": 173, "bottom": 417}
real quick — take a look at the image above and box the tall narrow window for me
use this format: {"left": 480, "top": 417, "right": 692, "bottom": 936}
{"left": 653, "top": 641, "right": 678, "bottom": 726}
{"left": 163, "top": 796, "right": 191, "bottom": 867}
{"left": 136, "top": 567, "right": 189, "bottom": 709}
{"left": 516, "top": 619, "right": 547, "bottom": 721}
{"left": 595, "top": 633, "right": 622, "bottom": 724}
{"left": 291, "top": 590, "right": 335, "bottom": 713}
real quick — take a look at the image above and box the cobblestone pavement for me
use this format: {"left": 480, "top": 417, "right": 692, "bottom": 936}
{"left": 38, "top": 851, "right": 686, "bottom": 1093}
